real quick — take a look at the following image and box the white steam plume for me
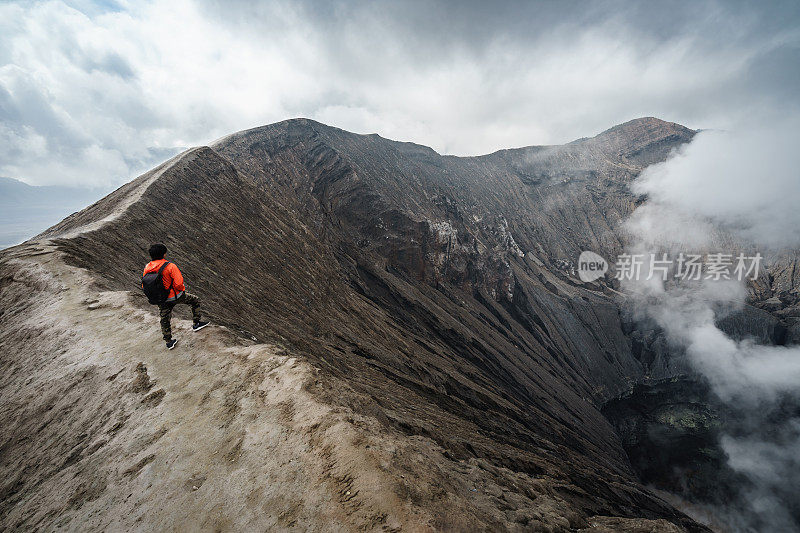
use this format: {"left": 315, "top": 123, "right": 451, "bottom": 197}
{"left": 632, "top": 119, "right": 800, "bottom": 248}
{"left": 622, "top": 116, "right": 800, "bottom": 531}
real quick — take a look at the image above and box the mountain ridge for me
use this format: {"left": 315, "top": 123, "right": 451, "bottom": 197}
{"left": 3, "top": 117, "right": 720, "bottom": 531}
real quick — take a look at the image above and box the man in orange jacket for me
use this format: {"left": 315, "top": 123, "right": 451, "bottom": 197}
{"left": 143, "top": 243, "right": 209, "bottom": 349}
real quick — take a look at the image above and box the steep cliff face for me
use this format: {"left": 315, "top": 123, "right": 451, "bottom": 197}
{"left": 2, "top": 118, "right": 719, "bottom": 530}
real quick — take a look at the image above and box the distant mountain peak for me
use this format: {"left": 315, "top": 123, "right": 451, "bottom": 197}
{"left": 595, "top": 116, "right": 694, "bottom": 146}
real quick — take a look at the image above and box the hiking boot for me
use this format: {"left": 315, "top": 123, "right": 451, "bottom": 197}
{"left": 166, "top": 338, "right": 178, "bottom": 350}
{"left": 192, "top": 320, "right": 210, "bottom": 332}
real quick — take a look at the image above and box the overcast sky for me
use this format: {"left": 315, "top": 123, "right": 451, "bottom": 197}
{"left": 1, "top": 0, "right": 799, "bottom": 188}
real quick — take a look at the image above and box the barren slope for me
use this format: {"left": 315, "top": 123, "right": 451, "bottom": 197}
{"left": 2, "top": 241, "right": 687, "bottom": 532}
{"left": 0, "top": 118, "right": 715, "bottom": 531}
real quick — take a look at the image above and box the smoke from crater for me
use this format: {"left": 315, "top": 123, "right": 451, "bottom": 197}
{"left": 622, "top": 116, "right": 800, "bottom": 531}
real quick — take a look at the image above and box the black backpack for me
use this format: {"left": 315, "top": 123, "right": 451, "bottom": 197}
{"left": 142, "top": 261, "right": 173, "bottom": 305}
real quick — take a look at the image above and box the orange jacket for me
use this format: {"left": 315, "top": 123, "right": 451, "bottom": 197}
{"left": 142, "top": 259, "right": 185, "bottom": 301}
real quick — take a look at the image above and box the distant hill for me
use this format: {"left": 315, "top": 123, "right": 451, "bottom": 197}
{"left": 0, "top": 177, "right": 106, "bottom": 248}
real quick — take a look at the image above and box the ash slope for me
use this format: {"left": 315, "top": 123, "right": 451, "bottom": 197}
{"left": 1, "top": 244, "right": 688, "bottom": 532}
{"left": 4, "top": 118, "right": 709, "bottom": 530}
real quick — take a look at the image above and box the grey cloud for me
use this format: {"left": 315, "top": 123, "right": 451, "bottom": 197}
{"left": 2, "top": 0, "right": 799, "bottom": 187}
{"left": 73, "top": 50, "right": 135, "bottom": 79}
{"left": 4, "top": 77, "right": 89, "bottom": 153}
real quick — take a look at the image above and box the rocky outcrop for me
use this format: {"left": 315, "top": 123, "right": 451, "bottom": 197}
{"left": 716, "top": 304, "right": 787, "bottom": 345}
{"left": 602, "top": 378, "right": 742, "bottom": 508}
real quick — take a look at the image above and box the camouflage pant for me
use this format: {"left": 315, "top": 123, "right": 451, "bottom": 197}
{"left": 158, "top": 292, "right": 202, "bottom": 340}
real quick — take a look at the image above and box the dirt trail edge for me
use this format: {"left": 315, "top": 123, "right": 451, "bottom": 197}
{"left": 0, "top": 241, "right": 686, "bottom": 532}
